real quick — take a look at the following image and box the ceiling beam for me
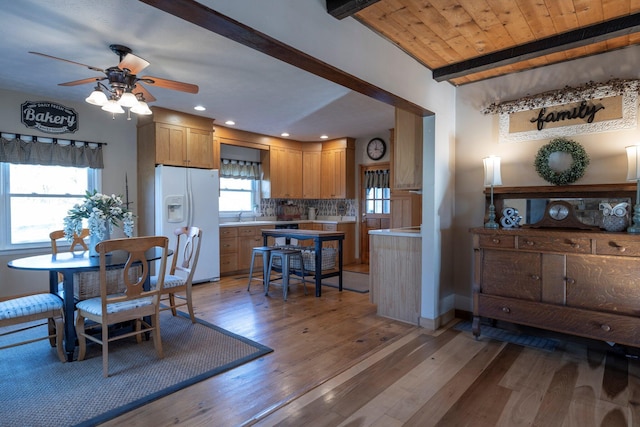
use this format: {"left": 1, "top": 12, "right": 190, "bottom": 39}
{"left": 433, "top": 13, "right": 640, "bottom": 83}
{"left": 139, "top": 0, "right": 431, "bottom": 117}
{"left": 326, "top": 0, "right": 381, "bottom": 20}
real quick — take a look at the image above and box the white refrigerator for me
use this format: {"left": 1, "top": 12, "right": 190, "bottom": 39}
{"left": 154, "top": 165, "right": 220, "bottom": 283}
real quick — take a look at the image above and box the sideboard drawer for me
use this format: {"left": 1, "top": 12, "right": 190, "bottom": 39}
{"left": 595, "top": 237, "right": 640, "bottom": 257}
{"left": 516, "top": 235, "right": 591, "bottom": 254}
{"left": 478, "top": 234, "right": 515, "bottom": 249}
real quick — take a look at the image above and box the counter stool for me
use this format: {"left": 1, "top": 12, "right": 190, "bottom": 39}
{"left": 247, "top": 246, "right": 274, "bottom": 293}
{"left": 266, "top": 248, "right": 308, "bottom": 301}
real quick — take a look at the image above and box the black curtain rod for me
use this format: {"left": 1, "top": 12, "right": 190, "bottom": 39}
{"left": 0, "top": 131, "right": 107, "bottom": 146}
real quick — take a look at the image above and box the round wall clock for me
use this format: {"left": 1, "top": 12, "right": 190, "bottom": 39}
{"left": 366, "top": 138, "right": 386, "bottom": 160}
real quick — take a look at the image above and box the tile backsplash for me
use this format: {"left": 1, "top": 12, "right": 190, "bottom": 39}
{"left": 258, "top": 198, "right": 357, "bottom": 219}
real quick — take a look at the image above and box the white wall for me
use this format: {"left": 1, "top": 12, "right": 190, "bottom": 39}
{"left": 453, "top": 45, "right": 640, "bottom": 312}
{"left": 0, "top": 88, "right": 137, "bottom": 298}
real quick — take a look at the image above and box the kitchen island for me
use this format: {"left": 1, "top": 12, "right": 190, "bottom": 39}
{"left": 369, "top": 227, "right": 422, "bottom": 324}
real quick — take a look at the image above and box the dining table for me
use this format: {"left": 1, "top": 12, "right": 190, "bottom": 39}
{"left": 261, "top": 229, "right": 344, "bottom": 297}
{"left": 7, "top": 248, "right": 171, "bottom": 362}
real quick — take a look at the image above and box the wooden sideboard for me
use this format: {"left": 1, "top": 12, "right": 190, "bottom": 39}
{"left": 471, "top": 227, "right": 640, "bottom": 347}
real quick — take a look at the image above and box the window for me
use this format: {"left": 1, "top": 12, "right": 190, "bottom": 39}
{"left": 0, "top": 163, "right": 97, "bottom": 250}
{"left": 218, "top": 177, "right": 258, "bottom": 213}
{"left": 365, "top": 187, "right": 390, "bottom": 214}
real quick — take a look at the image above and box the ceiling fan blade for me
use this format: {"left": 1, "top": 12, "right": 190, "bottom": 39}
{"left": 58, "top": 76, "right": 105, "bottom": 86}
{"left": 119, "top": 53, "right": 150, "bottom": 74}
{"left": 133, "top": 82, "right": 156, "bottom": 102}
{"left": 140, "top": 76, "right": 199, "bottom": 94}
{"left": 29, "top": 51, "right": 104, "bottom": 72}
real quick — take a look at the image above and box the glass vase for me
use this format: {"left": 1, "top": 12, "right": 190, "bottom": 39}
{"left": 89, "top": 227, "right": 111, "bottom": 257}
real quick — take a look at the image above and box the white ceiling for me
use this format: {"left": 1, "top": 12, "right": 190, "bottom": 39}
{"left": 0, "top": 0, "right": 395, "bottom": 141}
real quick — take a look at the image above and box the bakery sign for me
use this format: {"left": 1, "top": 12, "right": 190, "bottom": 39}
{"left": 21, "top": 101, "right": 78, "bottom": 134}
{"left": 482, "top": 79, "right": 639, "bottom": 143}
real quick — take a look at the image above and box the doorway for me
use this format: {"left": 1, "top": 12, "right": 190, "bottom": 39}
{"left": 360, "top": 164, "right": 391, "bottom": 265}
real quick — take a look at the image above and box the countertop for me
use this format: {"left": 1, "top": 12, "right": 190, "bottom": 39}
{"left": 368, "top": 226, "right": 422, "bottom": 237}
{"left": 219, "top": 216, "right": 356, "bottom": 227}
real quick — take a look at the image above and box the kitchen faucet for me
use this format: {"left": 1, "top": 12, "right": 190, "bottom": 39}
{"left": 238, "top": 212, "right": 243, "bottom": 221}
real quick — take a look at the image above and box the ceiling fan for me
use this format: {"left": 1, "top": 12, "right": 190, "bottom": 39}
{"left": 29, "top": 44, "right": 199, "bottom": 117}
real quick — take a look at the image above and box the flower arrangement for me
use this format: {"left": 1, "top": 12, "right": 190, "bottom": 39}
{"left": 63, "top": 190, "right": 134, "bottom": 240}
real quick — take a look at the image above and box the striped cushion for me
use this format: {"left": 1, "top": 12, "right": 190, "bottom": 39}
{"left": 0, "top": 294, "right": 62, "bottom": 321}
{"left": 76, "top": 295, "right": 155, "bottom": 316}
{"left": 150, "top": 274, "right": 186, "bottom": 290}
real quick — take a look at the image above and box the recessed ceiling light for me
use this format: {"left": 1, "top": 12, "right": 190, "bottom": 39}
{"left": 281, "top": 132, "right": 290, "bottom": 137}
{"left": 225, "top": 120, "right": 235, "bottom": 126}
{"left": 194, "top": 105, "right": 206, "bottom": 111}
{"left": 320, "top": 135, "right": 329, "bottom": 139}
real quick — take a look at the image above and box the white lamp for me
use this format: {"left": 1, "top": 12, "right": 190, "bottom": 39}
{"left": 130, "top": 99, "right": 152, "bottom": 115}
{"left": 117, "top": 91, "right": 139, "bottom": 108}
{"left": 85, "top": 88, "right": 108, "bottom": 106}
{"left": 626, "top": 145, "right": 640, "bottom": 233}
{"left": 101, "top": 99, "right": 125, "bottom": 114}
{"left": 483, "top": 156, "right": 502, "bottom": 229}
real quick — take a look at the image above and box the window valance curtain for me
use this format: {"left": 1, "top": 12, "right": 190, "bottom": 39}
{"left": 220, "top": 158, "right": 261, "bottom": 179}
{"left": 0, "top": 134, "right": 104, "bottom": 168}
{"left": 365, "top": 169, "right": 390, "bottom": 189}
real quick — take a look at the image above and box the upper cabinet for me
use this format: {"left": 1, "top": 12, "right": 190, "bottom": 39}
{"left": 302, "top": 145, "right": 322, "bottom": 199}
{"left": 262, "top": 145, "right": 303, "bottom": 199}
{"left": 392, "top": 108, "right": 422, "bottom": 190}
{"left": 137, "top": 107, "right": 216, "bottom": 170}
{"left": 321, "top": 138, "right": 355, "bottom": 199}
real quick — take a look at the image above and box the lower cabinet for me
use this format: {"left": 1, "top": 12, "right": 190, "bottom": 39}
{"left": 471, "top": 227, "right": 640, "bottom": 347}
{"left": 219, "top": 227, "right": 238, "bottom": 274}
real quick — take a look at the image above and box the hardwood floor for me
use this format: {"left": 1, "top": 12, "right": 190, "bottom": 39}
{"left": 101, "top": 269, "right": 640, "bottom": 426}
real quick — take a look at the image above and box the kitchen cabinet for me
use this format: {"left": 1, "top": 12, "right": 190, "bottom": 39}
{"left": 302, "top": 150, "right": 322, "bottom": 199}
{"left": 137, "top": 106, "right": 215, "bottom": 170}
{"left": 265, "top": 146, "right": 302, "bottom": 199}
{"left": 392, "top": 108, "right": 422, "bottom": 191}
{"left": 369, "top": 232, "right": 421, "bottom": 324}
{"left": 471, "top": 227, "right": 640, "bottom": 347}
{"left": 220, "top": 224, "right": 275, "bottom": 275}
{"left": 219, "top": 227, "right": 238, "bottom": 274}
{"left": 391, "top": 191, "right": 421, "bottom": 228}
{"left": 320, "top": 138, "right": 355, "bottom": 199}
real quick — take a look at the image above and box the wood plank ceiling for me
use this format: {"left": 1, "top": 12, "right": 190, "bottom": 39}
{"left": 330, "top": 0, "right": 640, "bottom": 86}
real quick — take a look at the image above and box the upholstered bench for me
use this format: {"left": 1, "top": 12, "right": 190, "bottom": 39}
{"left": 0, "top": 293, "right": 65, "bottom": 362}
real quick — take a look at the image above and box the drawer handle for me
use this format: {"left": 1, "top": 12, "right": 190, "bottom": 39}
{"left": 612, "top": 243, "right": 627, "bottom": 252}
{"left": 601, "top": 324, "right": 611, "bottom": 332}
{"left": 525, "top": 240, "right": 535, "bottom": 246}
{"left": 492, "top": 238, "right": 500, "bottom": 244}
{"left": 565, "top": 278, "right": 575, "bottom": 285}
{"left": 531, "top": 275, "right": 540, "bottom": 281}
{"left": 570, "top": 242, "right": 580, "bottom": 249}
{"left": 502, "top": 307, "right": 511, "bottom": 313}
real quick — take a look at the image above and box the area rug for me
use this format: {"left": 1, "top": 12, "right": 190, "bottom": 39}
{"left": 454, "top": 320, "right": 558, "bottom": 352}
{"left": 0, "top": 311, "right": 273, "bottom": 427}
{"left": 322, "top": 271, "right": 369, "bottom": 293}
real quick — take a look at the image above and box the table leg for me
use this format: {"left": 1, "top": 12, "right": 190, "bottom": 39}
{"left": 61, "top": 270, "right": 76, "bottom": 362}
{"left": 314, "top": 238, "right": 322, "bottom": 297}
{"left": 338, "top": 239, "right": 343, "bottom": 292}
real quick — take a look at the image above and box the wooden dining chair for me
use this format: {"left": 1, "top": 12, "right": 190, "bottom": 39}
{"left": 150, "top": 226, "right": 202, "bottom": 323}
{"left": 49, "top": 228, "right": 90, "bottom": 255}
{"left": 74, "top": 236, "right": 169, "bottom": 377}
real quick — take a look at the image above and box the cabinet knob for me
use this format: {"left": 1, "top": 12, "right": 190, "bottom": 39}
{"left": 525, "top": 240, "right": 535, "bottom": 246}
{"left": 570, "top": 242, "right": 580, "bottom": 249}
{"left": 601, "top": 324, "right": 611, "bottom": 332}
{"left": 502, "top": 307, "right": 511, "bottom": 313}
{"left": 531, "top": 275, "right": 540, "bottom": 281}
{"left": 565, "top": 278, "right": 575, "bottom": 285}
{"left": 492, "top": 238, "right": 500, "bottom": 244}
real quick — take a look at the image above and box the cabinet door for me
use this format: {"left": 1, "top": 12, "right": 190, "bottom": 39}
{"left": 286, "top": 149, "right": 303, "bottom": 198}
{"left": 186, "top": 128, "right": 214, "bottom": 169}
{"left": 338, "top": 223, "right": 355, "bottom": 265}
{"left": 156, "top": 123, "right": 187, "bottom": 166}
{"left": 320, "top": 150, "right": 337, "bottom": 198}
{"left": 566, "top": 254, "right": 640, "bottom": 315}
{"left": 481, "top": 250, "right": 541, "bottom": 301}
{"left": 302, "top": 151, "right": 321, "bottom": 199}
{"left": 393, "top": 108, "right": 422, "bottom": 190}
{"left": 239, "top": 235, "right": 263, "bottom": 271}
{"left": 270, "top": 147, "right": 301, "bottom": 198}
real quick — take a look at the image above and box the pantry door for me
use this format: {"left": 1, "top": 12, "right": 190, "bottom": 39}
{"left": 360, "top": 164, "right": 391, "bottom": 264}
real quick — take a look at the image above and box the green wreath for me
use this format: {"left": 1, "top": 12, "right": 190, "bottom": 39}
{"left": 534, "top": 137, "right": 589, "bottom": 185}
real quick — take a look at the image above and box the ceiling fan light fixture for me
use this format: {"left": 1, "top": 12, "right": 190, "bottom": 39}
{"left": 85, "top": 89, "right": 108, "bottom": 106}
{"left": 101, "top": 99, "right": 125, "bottom": 114}
{"left": 130, "top": 100, "right": 152, "bottom": 115}
{"left": 118, "top": 91, "right": 138, "bottom": 108}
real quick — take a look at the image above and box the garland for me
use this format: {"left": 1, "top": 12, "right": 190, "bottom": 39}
{"left": 481, "top": 78, "right": 639, "bottom": 115}
{"left": 534, "top": 138, "right": 589, "bottom": 185}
